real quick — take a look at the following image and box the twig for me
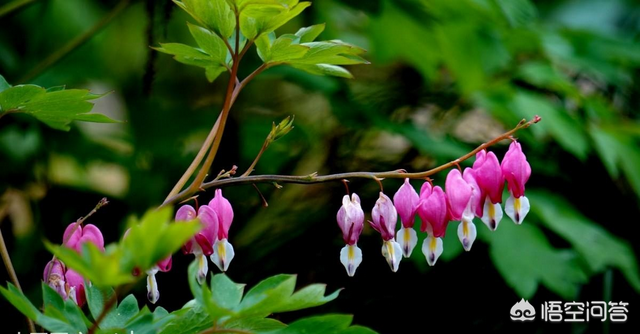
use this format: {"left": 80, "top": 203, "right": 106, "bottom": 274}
{"left": 19, "top": 0, "right": 130, "bottom": 82}
{"left": 0, "top": 229, "right": 36, "bottom": 333}
{"left": 165, "top": 116, "right": 541, "bottom": 197}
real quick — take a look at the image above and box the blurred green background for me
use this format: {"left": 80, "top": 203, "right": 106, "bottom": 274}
{"left": 1, "top": 0, "right": 640, "bottom": 332}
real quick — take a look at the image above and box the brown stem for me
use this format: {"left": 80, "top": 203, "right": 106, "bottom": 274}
{"left": 0, "top": 0, "right": 39, "bottom": 18}
{"left": 0, "top": 228, "right": 36, "bottom": 333}
{"left": 19, "top": 0, "right": 130, "bottom": 82}
{"left": 241, "top": 133, "right": 271, "bottom": 177}
{"left": 194, "top": 116, "right": 541, "bottom": 189}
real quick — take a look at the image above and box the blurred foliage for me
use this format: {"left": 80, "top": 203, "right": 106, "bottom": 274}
{"left": 1, "top": 0, "right": 640, "bottom": 333}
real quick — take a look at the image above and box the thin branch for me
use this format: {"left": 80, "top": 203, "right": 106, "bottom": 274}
{"left": 0, "top": 0, "right": 39, "bottom": 18}
{"left": 0, "top": 229, "right": 36, "bottom": 333}
{"left": 197, "top": 116, "right": 542, "bottom": 189}
{"left": 19, "top": 0, "right": 130, "bottom": 82}
{"left": 241, "top": 130, "right": 271, "bottom": 177}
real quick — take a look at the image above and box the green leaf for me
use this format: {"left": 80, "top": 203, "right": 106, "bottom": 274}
{"left": 495, "top": 0, "right": 537, "bottom": 27}
{"left": 292, "top": 41, "right": 368, "bottom": 65}
{"left": 154, "top": 43, "right": 213, "bottom": 67}
{"left": 206, "top": 65, "right": 227, "bottom": 83}
{"left": 295, "top": 23, "right": 325, "bottom": 43}
{"left": 239, "top": 1, "right": 310, "bottom": 39}
{"left": 0, "top": 74, "right": 10, "bottom": 92}
{"left": 271, "top": 284, "right": 341, "bottom": 313}
{"left": 238, "top": 274, "right": 297, "bottom": 317}
{"left": 516, "top": 61, "right": 578, "bottom": 96}
{"left": 175, "top": 0, "right": 236, "bottom": 39}
{"left": 484, "top": 220, "right": 588, "bottom": 299}
{"left": 101, "top": 294, "right": 140, "bottom": 328}
{"left": 226, "top": 317, "right": 287, "bottom": 332}
{"left": 589, "top": 125, "right": 620, "bottom": 178}
{"left": 340, "top": 326, "right": 380, "bottom": 334}
{"left": 211, "top": 273, "right": 245, "bottom": 309}
{"left": 0, "top": 85, "right": 118, "bottom": 131}
{"left": 158, "top": 304, "right": 211, "bottom": 334}
{"left": 86, "top": 284, "right": 117, "bottom": 322}
{"left": 290, "top": 64, "right": 353, "bottom": 78}
{"left": 267, "top": 36, "right": 309, "bottom": 62}
{"left": 188, "top": 23, "right": 228, "bottom": 63}
{"left": 270, "top": 314, "right": 353, "bottom": 334}
{"left": 0, "top": 283, "right": 40, "bottom": 320}
{"left": 529, "top": 190, "right": 640, "bottom": 292}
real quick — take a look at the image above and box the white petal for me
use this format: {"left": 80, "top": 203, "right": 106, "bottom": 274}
{"left": 196, "top": 254, "right": 208, "bottom": 285}
{"left": 421, "top": 235, "right": 443, "bottom": 266}
{"left": 506, "top": 195, "right": 530, "bottom": 225}
{"left": 147, "top": 271, "right": 159, "bottom": 304}
{"left": 396, "top": 227, "right": 418, "bottom": 258}
{"left": 340, "top": 244, "right": 363, "bottom": 277}
{"left": 210, "top": 238, "right": 235, "bottom": 272}
{"left": 381, "top": 239, "right": 402, "bottom": 272}
{"left": 456, "top": 219, "right": 477, "bottom": 251}
{"left": 68, "top": 286, "right": 78, "bottom": 305}
{"left": 481, "top": 198, "right": 503, "bottom": 231}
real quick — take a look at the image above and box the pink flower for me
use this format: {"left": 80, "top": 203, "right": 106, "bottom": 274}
{"left": 208, "top": 189, "right": 235, "bottom": 272}
{"left": 369, "top": 192, "right": 402, "bottom": 272}
{"left": 472, "top": 150, "right": 505, "bottom": 231}
{"left": 63, "top": 223, "right": 105, "bottom": 252}
{"left": 176, "top": 204, "right": 219, "bottom": 284}
{"left": 445, "top": 170, "right": 472, "bottom": 222}
{"left": 64, "top": 269, "right": 86, "bottom": 307}
{"left": 501, "top": 141, "right": 532, "bottom": 224}
{"left": 43, "top": 259, "right": 67, "bottom": 300}
{"left": 393, "top": 179, "right": 419, "bottom": 257}
{"left": 416, "top": 184, "right": 448, "bottom": 266}
{"left": 337, "top": 193, "right": 364, "bottom": 276}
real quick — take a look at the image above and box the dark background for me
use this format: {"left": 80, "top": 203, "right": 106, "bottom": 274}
{"left": 1, "top": 0, "right": 640, "bottom": 333}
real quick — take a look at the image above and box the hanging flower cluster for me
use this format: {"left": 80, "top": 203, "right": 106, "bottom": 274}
{"left": 176, "top": 189, "right": 235, "bottom": 284}
{"left": 43, "top": 223, "right": 105, "bottom": 306}
{"left": 336, "top": 140, "right": 531, "bottom": 276}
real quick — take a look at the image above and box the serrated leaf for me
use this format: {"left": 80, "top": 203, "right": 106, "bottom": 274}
{"left": 0, "top": 86, "right": 118, "bottom": 131}
{"left": 293, "top": 41, "right": 368, "bottom": 65}
{"left": 188, "top": 23, "right": 228, "bottom": 63}
{"left": 100, "top": 294, "right": 139, "bottom": 328}
{"left": 0, "top": 283, "right": 40, "bottom": 320}
{"left": 529, "top": 190, "right": 640, "bottom": 292}
{"left": 175, "top": 0, "right": 236, "bottom": 38}
{"left": 271, "top": 284, "right": 341, "bottom": 313}
{"left": 295, "top": 23, "right": 325, "bottom": 43}
{"left": 86, "top": 284, "right": 116, "bottom": 322}
{"left": 211, "top": 273, "right": 245, "bottom": 309}
{"left": 238, "top": 274, "right": 297, "bottom": 317}
{"left": 158, "top": 304, "right": 211, "bottom": 334}
{"left": 291, "top": 64, "right": 353, "bottom": 78}
{"left": 239, "top": 1, "right": 310, "bottom": 39}
{"left": 270, "top": 314, "right": 353, "bottom": 334}
{"left": 267, "top": 36, "right": 309, "bottom": 62}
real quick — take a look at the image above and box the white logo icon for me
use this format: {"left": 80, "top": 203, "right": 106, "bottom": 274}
{"left": 511, "top": 298, "right": 536, "bottom": 321}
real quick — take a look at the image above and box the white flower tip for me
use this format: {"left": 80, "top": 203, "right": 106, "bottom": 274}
{"left": 147, "top": 272, "right": 159, "bottom": 304}
{"left": 481, "top": 199, "right": 503, "bottom": 231}
{"left": 381, "top": 240, "right": 402, "bottom": 272}
{"left": 211, "top": 239, "right": 235, "bottom": 272}
{"left": 68, "top": 286, "right": 78, "bottom": 305}
{"left": 505, "top": 195, "right": 530, "bottom": 225}
{"left": 196, "top": 254, "right": 208, "bottom": 285}
{"left": 396, "top": 227, "right": 418, "bottom": 258}
{"left": 457, "top": 220, "right": 477, "bottom": 252}
{"left": 340, "top": 244, "right": 363, "bottom": 277}
{"left": 422, "top": 236, "right": 443, "bottom": 266}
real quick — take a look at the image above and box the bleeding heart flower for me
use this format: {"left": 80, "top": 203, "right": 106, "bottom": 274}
{"left": 473, "top": 150, "right": 504, "bottom": 231}
{"left": 337, "top": 193, "right": 365, "bottom": 276}
{"left": 501, "top": 140, "right": 531, "bottom": 224}
{"left": 176, "top": 204, "right": 218, "bottom": 284}
{"left": 369, "top": 192, "right": 402, "bottom": 272}
{"left": 416, "top": 184, "right": 448, "bottom": 266}
{"left": 208, "top": 189, "right": 235, "bottom": 272}
{"left": 446, "top": 169, "right": 477, "bottom": 251}
{"left": 393, "top": 178, "right": 419, "bottom": 258}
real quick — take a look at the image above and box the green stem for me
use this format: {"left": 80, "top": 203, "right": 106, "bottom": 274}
{"left": 0, "top": 0, "right": 39, "bottom": 18}
{"left": 19, "top": 0, "right": 130, "bottom": 82}
{"left": 0, "top": 226, "right": 36, "bottom": 333}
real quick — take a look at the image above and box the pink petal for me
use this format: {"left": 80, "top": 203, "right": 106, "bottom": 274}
{"left": 473, "top": 150, "right": 504, "bottom": 204}
{"left": 176, "top": 205, "right": 197, "bottom": 222}
{"left": 79, "top": 224, "right": 105, "bottom": 252}
{"left": 445, "top": 169, "right": 472, "bottom": 221}
{"left": 197, "top": 205, "right": 219, "bottom": 251}
{"left": 393, "top": 178, "right": 419, "bottom": 228}
{"left": 157, "top": 256, "right": 173, "bottom": 272}
{"left": 65, "top": 269, "right": 87, "bottom": 307}
{"left": 417, "top": 186, "right": 449, "bottom": 237}
{"left": 62, "top": 223, "right": 82, "bottom": 250}
{"left": 209, "top": 189, "right": 234, "bottom": 240}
